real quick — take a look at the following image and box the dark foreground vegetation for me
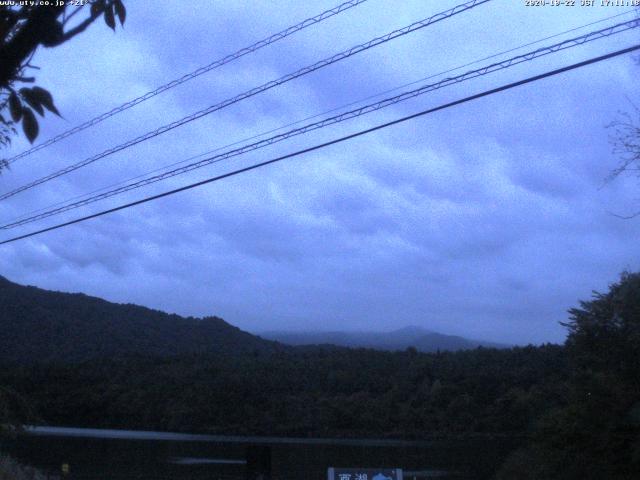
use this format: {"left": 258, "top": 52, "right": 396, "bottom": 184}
{"left": 0, "top": 454, "right": 51, "bottom": 480}
{"left": 0, "top": 345, "right": 566, "bottom": 438}
{"left": 1, "top": 272, "right": 639, "bottom": 479}
{"left": 494, "top": 271, "right": 640, "bottom": 480}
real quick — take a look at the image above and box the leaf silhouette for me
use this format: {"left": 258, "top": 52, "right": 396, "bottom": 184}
{"left": 114, "top": 0, "right": 126, "bottom": 25}
{"left": 19, "top": 88, "right": 45, "bottom": 116}
{"left": 9, "top": 93, "right": 22, "bottom": 122}
{"left": 104, "top": 5, "right": 116, "bottom": 30}
{"left": 21, "top": 108, "right": 39, "bottom": 143}
{"left": 31, "top": 86, "right": 61, "bottom": 117}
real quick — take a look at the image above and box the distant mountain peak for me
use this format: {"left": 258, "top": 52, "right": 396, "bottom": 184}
{"left": 260, "top": 327, "right": 508, "bottom": 353}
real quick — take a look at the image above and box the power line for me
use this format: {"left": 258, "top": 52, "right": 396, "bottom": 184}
{"left": 4, "top": 0, "right": 370, "bottom": 164}
{"left": 7, "top": 9, "right": 632, "bottom": 226}
{"left": 1, "top": 43, "right": 637, "bottom": 246}
{"left": 4, "top": 18, "right": 638, "bottom": 230}
{"left": 0, "top": 0, "right": 491, "bottom": 201}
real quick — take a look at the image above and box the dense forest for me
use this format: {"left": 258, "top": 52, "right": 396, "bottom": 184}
{"left": 1, "top": 272, "right": 639, "bottom": 479}
{"left": 0, "top": 345, "right": 567, "bottom": 438}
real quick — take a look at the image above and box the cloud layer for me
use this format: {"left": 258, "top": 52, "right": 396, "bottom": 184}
{"left": 1, "top": 0, "right": 639, "bottom": 344}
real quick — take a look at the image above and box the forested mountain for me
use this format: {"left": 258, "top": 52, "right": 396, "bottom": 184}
{"left": 260, "top": 326, "right": 508, "bottom": 352}
{"left": 1, "top": 272, "right": 638, "bottom": 478}
{"left": 0, "top": 275, "right": 280, "bottom": 364}
{"left": 0, "top": 274, "right": 505, "bottom": 364}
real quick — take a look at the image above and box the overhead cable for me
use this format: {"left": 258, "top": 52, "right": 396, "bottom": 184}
{"left": 1, "top": 43, "right": 638, "bottom": 246}
{"left": 3, "top": 18, "right": 638, "bottom": 230}
{"left": 8, "top": 9, "right": 632, "bottom": 226}
{"left": 4, "top": 0, "right": 370, "bottom": 164}
{"left": 0, "top": 0, "right": 491, "bottom": 201}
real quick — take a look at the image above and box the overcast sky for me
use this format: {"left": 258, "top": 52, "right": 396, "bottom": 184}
{"left": 0, "top": 0, "right": 639, "bottom": 344}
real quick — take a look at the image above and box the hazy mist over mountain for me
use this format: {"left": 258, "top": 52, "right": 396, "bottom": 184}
{"left": 259, "top": 325, "right": 509, "bottom": 352}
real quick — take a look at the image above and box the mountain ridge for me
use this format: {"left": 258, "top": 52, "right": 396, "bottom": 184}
{"left": 0, "top": 275, "right": 281, "bottom": 364}
{"left": 0, "top": 275, "right": 508, "bottom": 365}
{"left": 259, "top": 327, "right": 509, "bottom": 352}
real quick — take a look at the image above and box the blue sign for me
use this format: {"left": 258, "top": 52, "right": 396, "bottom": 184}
{"left": 327, "top": 467, "right": 403, "bottom": 480}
